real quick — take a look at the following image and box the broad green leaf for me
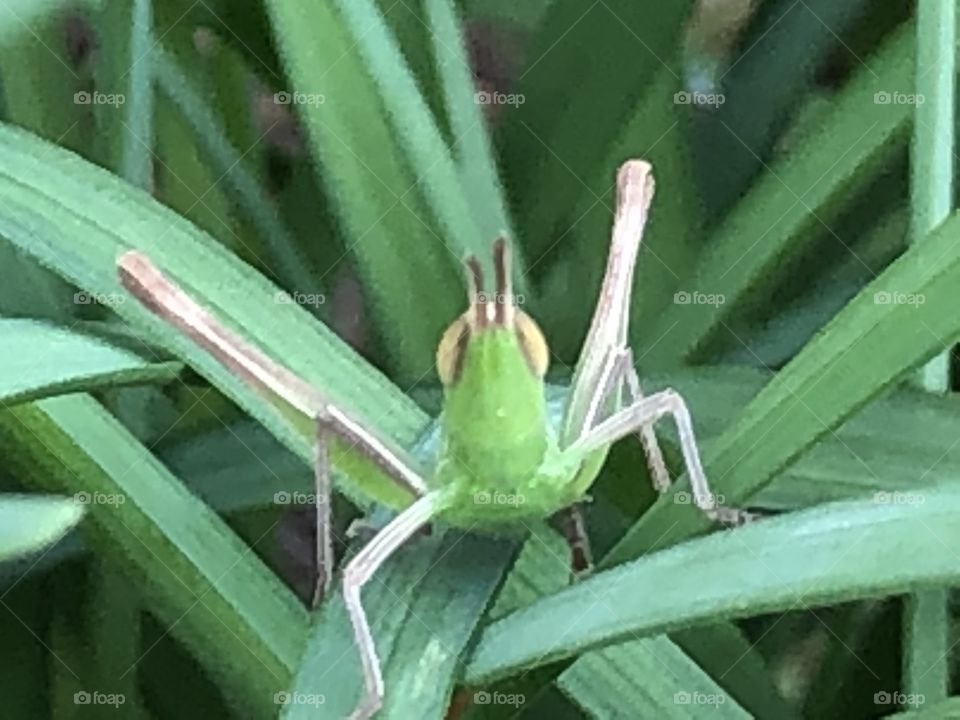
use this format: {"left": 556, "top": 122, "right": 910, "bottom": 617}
{"left": 466, "top": 487, "right": 960, "bottom": 683}
{"left": 0, "top": 395, "right": 307, "bottom": 717}
{"left": 0, "top": 494, "right": 83, "bottom": 561}
{"left": 0, "top": 319, "right": 179, "bottom": 405}
{"left": 605, "top": 210, "right": 960, "bottom": 564}
{"left": 0, "top": 121, "right": 427, "bottom": 509}
{"left": 557, "top": 636, "right": 751, "bottom": 719}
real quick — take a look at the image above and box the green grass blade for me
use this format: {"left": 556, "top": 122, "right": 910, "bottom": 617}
{"left": 425, "top": 0, "right": 517, "bottom": 249}
{"left": 0, "top": 395, "right": 308, "bottom": 716}
{"left": 557, "top": 636, "right": 751, "bottom": 719}
{"left": 121, "top": 0, "right": 153, "bottom": 187}
{"left": 902, "top": 0, "right": 956, "bottom": 702}
{"left": 0, "top": 122, "right": 427, "bottom": 509}
{"left": 264, "top": 0, "right": 472, "bottom": 378}
{"left": 604, "top": 210, "right": 960, "bottom": 564}
{"left": 500, "top": 0, "right": 695, "bottom": 262}
{"left": 643, "top": 21, "right": 915, "bottom": 365}
{"left": 466, "top": 488, "right": 960, "bottom": 683}
{"left": 0, "top": 319, "right": 179, "bottom": 405}
{"left": 0, "top": 494, "right": 83, "bottom": 561}
{"left": 152, "top": 43, "right": 317, "bottom": 295}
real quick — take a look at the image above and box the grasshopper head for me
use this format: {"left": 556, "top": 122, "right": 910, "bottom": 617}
{"left": 436, "top": 238, "right": 548, "bottom": 387}
{"left": 435, "top": 238, "right": 551, "bottom": 490}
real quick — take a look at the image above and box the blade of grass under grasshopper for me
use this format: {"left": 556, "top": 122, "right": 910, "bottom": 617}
{"left": 603, "top": 210, "right": 960, "bottom": 565}
{"left": 643, "top": 20, "right": 915, "bottom": 366}
{"left": 264, "top": 1, "right": 473, "bottom": 379}
{"left": 0, "top": 394, "right": 308, "bottom": 717}
{"left": 0, "top": 122, "right": 427, "bottom": 509}
{"left": 0, "top": 319, "right": 179, "bottom": 405}
{"left": 284, "top": 531, "right": 518, "bottom": 719}
{"left": 465, "top": 487, "right": 960, "bottom": 684}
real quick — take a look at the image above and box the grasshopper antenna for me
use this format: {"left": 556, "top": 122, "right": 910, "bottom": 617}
{"left": 466, "top": 255, "right": 488, "bottom": 329}
{"left": 492, "top": 236, "right": 514, "bottom": 327}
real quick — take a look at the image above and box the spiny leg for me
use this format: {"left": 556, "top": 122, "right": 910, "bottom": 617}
{"left": 572, "top": 389, "right": 752, "bottom": 525}
{"left": 343, "top": 492, "right": 447, "bottom": 720}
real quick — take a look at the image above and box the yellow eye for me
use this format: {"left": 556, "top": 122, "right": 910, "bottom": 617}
{"left": 436, "top": 313, "right": 470, "bottom": 385}
{"left": 515, "top": 310, "right": 549, "bottom": 377}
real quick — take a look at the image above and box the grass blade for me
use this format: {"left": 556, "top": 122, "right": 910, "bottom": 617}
{"left": 0, "top": 319, "right": 179, "bottom": 404}
{"left": 0, "top": 122, "right": 428, "bottom": 509}
{"left": 0, "top": 494, "right": 83, "bottom": 561}
{"left": 0, "top": 395, "right": 308, "bottom": 717}
{"left": 605, "top": 210, "right": 960, "bottom": 564}
{"left": 466, "top": 488, "right": 960, "bottom": 683}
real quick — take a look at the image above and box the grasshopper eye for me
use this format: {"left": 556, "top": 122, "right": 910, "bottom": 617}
{"left": 515, "top": 310, "right": 549, "bottom": 377}
{"left": 436, "top": 313, "right": 470, "bottom": 386}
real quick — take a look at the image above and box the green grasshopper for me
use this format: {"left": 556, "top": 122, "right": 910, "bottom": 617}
{"left": 117, "top": 160, "right": 746, "bottom": 719}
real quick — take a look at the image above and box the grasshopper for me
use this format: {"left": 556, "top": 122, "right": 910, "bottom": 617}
{"left": 117, "top": 160, "right": 746, "bottom": 719}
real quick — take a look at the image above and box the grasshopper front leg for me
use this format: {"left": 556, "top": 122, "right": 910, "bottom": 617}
{"left": 343, "top": 491, "right": 449, "bottom": 720}
{"left": 572, "top": 388, "right": 753, "bottom": 525}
